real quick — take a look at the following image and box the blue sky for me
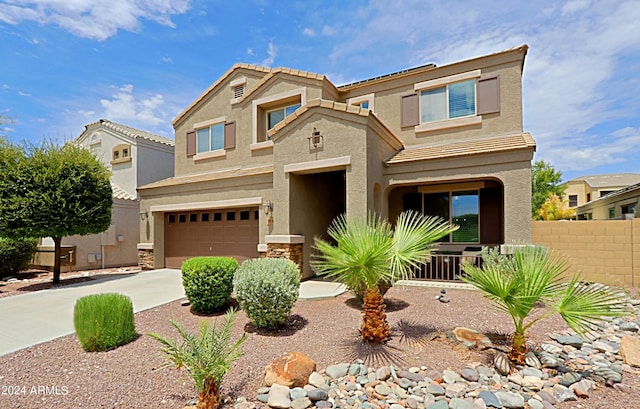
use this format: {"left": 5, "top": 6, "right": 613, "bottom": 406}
{"left": 1, "top": 0, "right": 639, "bottom": 182}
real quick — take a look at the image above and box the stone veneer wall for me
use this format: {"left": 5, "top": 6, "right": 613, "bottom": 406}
{"left": 138, "top": 249, "right": 154, "bottom": 270}
{"left": 262, "top": 243, "right": 304, "bottom": 273}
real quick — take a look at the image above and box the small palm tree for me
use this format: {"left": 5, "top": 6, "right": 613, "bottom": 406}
{"left": 149, "top": 309, "right": 247, "bottom": 409}
{"left": 313, "top": 210, "right": 457, "bottom": 343}
{"left": 461, "top": 246, "right": 632, "bottom": 364}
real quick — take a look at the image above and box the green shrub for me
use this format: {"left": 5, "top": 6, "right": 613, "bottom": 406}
{"left": 182, "top": 257, "right": 238, "bottom": 314}
{"left": 234, "top": 258, "right": 300, "bottom": 329}
{"left": 0, "top": 236, "right": 38, "bottom": 278}
{"left": 73, "top": 293, "right": 137, "bottom": 352}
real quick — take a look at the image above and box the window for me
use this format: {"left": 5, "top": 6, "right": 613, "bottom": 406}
{"left": 113, "top": 151, "right": 119, "bottom": 160}
{"left": 622, "top": 203, "right": 637, "bottom": 217}
{"left": 424, "top": 190, "right": 479, "bottom": 243}
{"left": 240, "top": 210, "right": 250, "bottom": 220}
{"left": 168, "top": 214, "right": 176, "bottom": 223}
{"left": 587, "top": 193, "right": 592, "bottom": 202}
{"left": 189, "top": 213, "right": 197, "bottom": 222}
{"left": 201, "top": 212, "right": 210, "bottom": 222}
{"left": 609, "top": 208, "right": 615, "bottom": 219}
{"left": 213, "top": 212, "right": 222, "bottom": 221}
{"left": 568, "top": 195, "right": 578, "bottom": 207}
{"left": 421, "top": 79, "right": 475, "bottom": 123}
{"left": 267, "top": 104, "right": 301, "bottom": 134}
{"left": 111, "top": 143, "right": 132, "bottom": 164}
{"left": 600, "top": 190, "right": 615, "bottom": 197}
{"left": 178, "top": 214, "right": 186, "bottom": 223}
{"left": 197, "top": 123, "right": 224, "bottom": 153}
{"left": 348, "top": 93, "right": 374, "bottom": 112}
{"left": 254, "top": 210, "right": 259, "bottom": 220}
{"left": 123, "top": 148, "right": 129, "bottom": 158}
{"left": 226, "top": 211, "right": 235, "bottom": 221}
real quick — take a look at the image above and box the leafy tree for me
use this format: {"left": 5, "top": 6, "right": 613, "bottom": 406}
{"left": 149, "top": 309, "right": 247, "bottom": 409}
{"left": 538, "top": 194, "right": 575, "bottom": 220}
{"left": 313, "top": 211, "right": 457, "bottom": 344}
{"left": 462, "top": 246, "right": 632, "bottom": 364}
{"left": 531, "top": 160, "right": 565, "bottom": 219}
{"left": 0, "top": 140, "right": 112, "bottom": 284}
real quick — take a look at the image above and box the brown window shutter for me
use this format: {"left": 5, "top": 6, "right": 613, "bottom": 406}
{"left": 224, "top": 121, "right": 236, "bottom": 150}
{"left": 477, "top": 76, "right": 500, "bottom": 115}
{"left": 186, "top": 130, "right": 196, "bottom": 157}
{"left": 401, "top": 93, "right": 419, "bottom": 127}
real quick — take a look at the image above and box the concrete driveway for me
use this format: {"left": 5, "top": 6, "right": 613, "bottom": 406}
{"left": 0, "top": 268, "right": 184, "bottom": 356}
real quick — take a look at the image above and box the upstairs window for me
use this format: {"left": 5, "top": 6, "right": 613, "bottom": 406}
{"left": 111, "top": 143, "right": 132, "bottom": 164}
{"left": 420, "top": 79, "right": 475, "bottom": 123}
{"left": 348, "top": 93, "right": 375, "bottom": 112}
{"left": 568, "top": 195, "right": 578, "bottom": 207}
{"left": 197, "top": 123, "right": 224, "bottom": 153}
{"left": 267, "top": 103, "right": 301, "bottom": 134}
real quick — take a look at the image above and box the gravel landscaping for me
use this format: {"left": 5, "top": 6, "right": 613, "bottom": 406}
{"left": 0, "top": 278, "right": 639, "bottom": 409}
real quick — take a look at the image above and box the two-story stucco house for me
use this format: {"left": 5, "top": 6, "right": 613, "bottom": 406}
{"left": 138, "top": 45, "right": 536, "bottom": 278}
{"left": 36, "top": 119, "right": 175, "bottom": 271}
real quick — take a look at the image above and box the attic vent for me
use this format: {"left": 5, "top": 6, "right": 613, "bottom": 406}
{"left": 233, "top": 84, "right": 245, "bottom": 99}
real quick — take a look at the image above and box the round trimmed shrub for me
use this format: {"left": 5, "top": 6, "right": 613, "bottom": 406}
{"left": 0, "top": 236, "right": 38, "bottom": 278}
{"left": 234, "top": 258, "right": 300, "bottom": 329}
{"left": 182, "top": 256, "right": 238, "bottom": 313}
{"left": 73, "top": 293, "right": 137, "bottom": 352}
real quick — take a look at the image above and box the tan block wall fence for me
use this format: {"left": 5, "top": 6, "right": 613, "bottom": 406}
{"left": 531, "top": 219, "right": 640, "bottom": 288}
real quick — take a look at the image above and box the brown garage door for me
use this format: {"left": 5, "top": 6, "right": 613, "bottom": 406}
{"left": 164, "top": 207, "right": 259, "bottom": 269}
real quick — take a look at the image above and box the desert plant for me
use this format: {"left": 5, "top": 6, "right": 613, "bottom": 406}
{"left": 233, "top": 257, "right": 300, "bottom": 329}
{"left": 182, "top": 257, "right": 238, "bottom": 313}
{"left": 73, "top": 293, "right": 137, "bottom": 352}
{"left": 538, "top": 193, "right": 575, "bottom": 220}
{"left": 313, "top": 210, "right": 457, "bottom": 343}
{"left": 461, "top": 245, "right": 632, "bottom": 364}
{"left": 149, "top": 309, "right": 246, "bottom": 409}
{"left": 0, "top": 236, "right": 38, "bottom": 278}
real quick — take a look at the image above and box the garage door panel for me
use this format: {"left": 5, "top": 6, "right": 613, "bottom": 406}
{"left": 165, "top": 207, "right": 259, "bottom": 269}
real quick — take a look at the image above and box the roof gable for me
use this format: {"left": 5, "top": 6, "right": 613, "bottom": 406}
{"left": 78, "top": 119, "right": 174, "bottom": 147}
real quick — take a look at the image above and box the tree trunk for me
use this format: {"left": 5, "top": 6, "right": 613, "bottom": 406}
{"left": 52, "top": 236, "right": 62, "bottom": 285}
{"left": 508, "top": 332, "right": 527, "bottom": 365}
{"left": 360, "top": 287, "right": 391, "bottom": 343}
{"left": 196, "top": 379, "right": 221, "bottom": 409}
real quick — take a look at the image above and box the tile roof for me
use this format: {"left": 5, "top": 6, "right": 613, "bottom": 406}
{"left": 566, "top": 173, "right": 640, "bottom": 188}
{"left": 88, "top": 119, "right": 175, "bottom": 146}
{"left": 386, "top": 132, "right": 536, "bottom": 165}
{"left": 138, "top": 165, "right": 273, "bottom": 190}
{"left": 111, "top": 183, "right": 137, "bottom": 201}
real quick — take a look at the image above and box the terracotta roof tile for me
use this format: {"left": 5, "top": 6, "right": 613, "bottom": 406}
{"left": 111, "top": 183, "right": 137, "bottom": 201}
{"left": 138, "top": 165, "right": 273, "bottom": 190}
{"left": 386, "top": 132, "right": 536, "bottom": 165}
{"left": 88, "top": 119, "right": 174, "bottom": 146}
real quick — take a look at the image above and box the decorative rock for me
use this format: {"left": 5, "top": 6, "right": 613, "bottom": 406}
{"left": 374, "top": 383, "right": 392, "bottom": 396}
{"left": 493, "top": 351, "right": 511, "bottom": 375}
{"left": 376, "top": 366, "right": 391, "bottom": 381}
{"left": 460, "top": 367, "right": 479, "bottom": 382}
{"left": 526, "top": 399, "right": 544, "bottom": 409}
{"left": 449, "top": 397, "right": 473, "bottom": 409}
{"left": 533, "top": 390, "right": 556, "bottom": 405}
{"left": 559, "top": 372, "right": 581, "bottom": 387}
{"left": 398, "top": 377, "right": 415, "bottom": 389}
{"left": 521, "top": 368, "right": 543, "bottom": 379}
{"left": 256, "top": 394, "right": 269, "bottom": 403}
{"left": 536, "top": 351, "right": 559, "bottom": 368}
{"left": 397, "top": 370, "right": 425, "bottom": 382}
{"left": 525, "top": 352, "right": 542, "bottom": 369}
{"left": 478, "top": 391, "right": 502, "bottom": 408}
{"left": 540, "top": 343, "right": 562, "bottom": 354}
{"left": 426, "top": 400, "right": 449, "bottom": 409}
{"left": 291, "top": 397, "right": 311, "bottom": 409}
{"left": 308, "top": 372, "right": 327, "bottom": 388}
{"left": 593, "top": 366, "right": 622, "bottom": 383}
{"left": 620, "top": 322, "right": 639, "bottom": 332}
{"left": 593, "top": 340, "right": 618, "bottom": 354}
{"left": 426, "top": 384, "right": 445, "bottom": 396}
{"left": 390, "top": 404, "right": 405, "bottom": 409}
{"left": 267, "top": 384, "right": 292, "bottom": 409}
{"left": 325, "top": 363, "right": 350, "bottom": 379}
{"left": 453, "top": 327, "right": 492, "bottom": 348}
{"left": 619, "top": 335, "right": 640, "bottom": 367}
{"left": 264, "top": 352, "right": 317, "bottom": 388}
{"left": 406, "top": 396, "right": 419, "bottom": 408}
{"left": 307, "top": 389, "right": 328, "bottom": 401}
{"left": 443, "top": 369, "right": 461, "bottom": 384}
{"left": 494, "top": 390, "right": 524, "bottom": 408}
{"left": 521, "top": 376, "right": 544, "bottom": 391}
{"left": 290, "top": 388, "right": 307, "bottom": 401}
{"left": 570, "top": 379, "right": 594, "bottom": 398}
{"left": 445, "top": 383, "right": 467, "bottom": 398}
{"left": 555, "top": 335, "right": 584, "bottom": 348}
{"left": 314, "top": 401, "right": 332, "bottom": 408}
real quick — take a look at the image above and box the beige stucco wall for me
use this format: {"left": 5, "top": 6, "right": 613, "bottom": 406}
{"left": 532, "top": 219, "right": 640, "bottom": 288}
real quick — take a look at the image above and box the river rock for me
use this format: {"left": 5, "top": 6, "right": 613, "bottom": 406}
{"left": 264, "top": 352, "right": 317, "bottom": 388}
{"left": 325, "top": 363, "right": 350, "bottom": 379}
{"left": 619, "top": 335, "right": 640, "bottom": 367}
{"left": 267, "top": 384, "right": 292, "bottom": 409}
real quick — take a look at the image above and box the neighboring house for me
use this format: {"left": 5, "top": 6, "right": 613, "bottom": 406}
{"left": 562, "top": 173, "right": 640, "bottom": 209}
{"left": 575, "top": 182, "right": 640, "bottom": 220}
{"left": 35, "top": 119, "right": 175, "bottom": 271}
{"left": 138, "top": 45, "right": 536, "bottom": 278}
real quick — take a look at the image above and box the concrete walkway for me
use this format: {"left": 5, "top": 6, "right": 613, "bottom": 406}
{"left": 0, "top": 268, "right": 184, "bottom": 356}
{"left": 0, "top": 269, "right": 347, "bottom": 356}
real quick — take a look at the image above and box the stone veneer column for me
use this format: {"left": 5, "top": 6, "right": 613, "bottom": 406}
{"left": 137, "top": 243, "right": 154, "bottom": 270}
{"left": 261, "top": 235, "right": 305, "bottom": 273}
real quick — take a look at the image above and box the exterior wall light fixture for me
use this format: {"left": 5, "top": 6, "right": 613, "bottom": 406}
{"left": 263, "top": 200, "right": 274, "bottom": 215}
{"left": 308, "top": 127, "right": 323, "bottom": 148}
{"left": 140, "top": 210, "right": 149, "bottom": 220}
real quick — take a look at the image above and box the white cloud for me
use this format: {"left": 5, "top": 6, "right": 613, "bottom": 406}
{"left": 322, "top": 25, "right": 336, "bottom": 36}
{"left": 0, "top": 0, "right": 191, "bottom": 41}
{"left": 247, "top": 47, "right": 255, "bottom": 56}
{"left": 261, "top": 42, "right": 277, "bottom": 67}
{"left": 303, "top": 27, "right": 315, "bottom": 36}
{"left": 100, "top": 84, "right": 165, "bottom": 126}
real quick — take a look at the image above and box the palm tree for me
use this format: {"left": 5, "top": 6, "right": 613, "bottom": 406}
{"left": 313, "top": 210, "right": 457, "bottom": 344}
{"left": 461, "top": 246, "right": 632, "bottom": 364}
{"left": 149, "top": 309, "right": 247, "bottom": 409}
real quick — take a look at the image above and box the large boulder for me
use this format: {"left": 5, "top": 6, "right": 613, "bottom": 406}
{"left": 620, "top": 335, "right": 640, "bottom": 367}
{"left": 264, "top": 352, "right": 317, "bottom": 388}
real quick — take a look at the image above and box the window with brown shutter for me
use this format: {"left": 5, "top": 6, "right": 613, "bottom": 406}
{"left": 401, "top": 93, "right": 419, "bottom": 127}
{"left": 477, "top": 76, "right": 500, "bottom": 115}
{"left": 186, "top": 130, "right": 196, "bottom": 157}
{"left": 224, "top": 121, "right": 236, "bottom": 150}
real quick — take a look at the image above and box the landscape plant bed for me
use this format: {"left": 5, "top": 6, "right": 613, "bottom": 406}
{"left": 0, "top": 285, "right": 638, "bottom": 409}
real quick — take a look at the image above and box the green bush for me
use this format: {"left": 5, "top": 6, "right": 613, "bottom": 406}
{"left": 0, "top": 236, "right": 38, "bottom": 278}
{"left": 73, "top": 293, "right": 137, "bottom": 352}
{"left": 182, "top": 257, "right": 238, "bottom": 314}
{"left": 234, "top": 258, "right": 300, "bottom": 329}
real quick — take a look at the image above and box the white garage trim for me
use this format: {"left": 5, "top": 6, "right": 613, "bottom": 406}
{"left": 151, "top": 197, "right": 263, "bottom": 213}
